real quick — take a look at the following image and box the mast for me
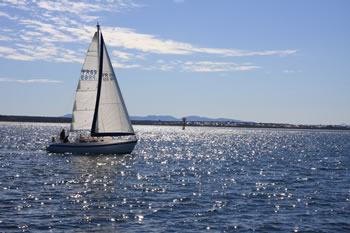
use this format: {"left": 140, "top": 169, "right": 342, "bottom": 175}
{"left": 96, "top": 22, "right": 100, "bottom": 53}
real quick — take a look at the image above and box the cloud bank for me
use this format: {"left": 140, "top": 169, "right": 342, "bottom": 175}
{"left": 0, "top": 0, "right": 297, "bottom": 72}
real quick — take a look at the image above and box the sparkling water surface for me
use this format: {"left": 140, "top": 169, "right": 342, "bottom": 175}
{"left": 0, "top": 122, "right": 349, "bottom": 232}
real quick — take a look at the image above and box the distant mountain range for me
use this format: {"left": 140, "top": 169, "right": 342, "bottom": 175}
{"left": 62, "top": 114, "right": 246, "bottom": 122}
{"left": 131, "top": 115, "right": 246, "bottom": 122}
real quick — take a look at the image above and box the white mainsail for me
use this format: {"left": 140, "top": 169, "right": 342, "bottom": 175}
{"left": 71, "top": 32, "right": 99, "bottom": 131}
{"left": 71, "top": 26, "right": 134, "bottom": 136}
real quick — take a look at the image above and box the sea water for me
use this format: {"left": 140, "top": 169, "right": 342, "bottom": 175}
{"left": 0, "top": 122, "right": 349, "bottom": 232}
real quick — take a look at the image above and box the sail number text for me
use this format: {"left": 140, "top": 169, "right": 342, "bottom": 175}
{"left": 80, "top": 69, "right": 97, "bottom": 80}
{"left": 80, "top": 70, "right": 115, "bottom": 81}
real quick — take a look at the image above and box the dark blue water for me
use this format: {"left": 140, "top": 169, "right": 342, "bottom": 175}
{"left": 0, "top": 122, "right": 349, "bottom": 232}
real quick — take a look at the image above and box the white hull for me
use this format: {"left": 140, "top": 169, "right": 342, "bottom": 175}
{"left": 47, "top": 139, "right": 137, "bottom": 154}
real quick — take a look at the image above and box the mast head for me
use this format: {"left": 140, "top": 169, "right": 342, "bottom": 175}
{"left": 96, "top": 22, "right": 100, "bottom": 32}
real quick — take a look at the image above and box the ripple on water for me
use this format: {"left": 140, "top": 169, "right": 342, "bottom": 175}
{"left": 0, "top": 123, "right": 350, "bottom": 232}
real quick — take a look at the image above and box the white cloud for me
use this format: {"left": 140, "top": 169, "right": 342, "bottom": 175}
{"left": 0, "top": 77, "right": 63, "bottom": 83}
{"left": 103, "top": 27, "right": 194, "bottom": 55}
{"left": 0, "top": 0, "right": 297, "bottom": 73}
{"left": 0, "top": 0, "right": 30, "bottom": 10}
{"left": 112, "top": 50, "right": 145, "bottom": 61}
{"left": 2, "top": 0, "right": 27, "bottom": 8}
{"left": 37, "top": 0, "right": 101, "bottom": 14}
{"left": 112, "top": 50, "right": 134, "bottom": 61}
{"left": 0, "top": 46, "right": 16, "bottom": 53}
{"left": 36, "top": 0, "right": 141, "bottom": 21}
{"left": 5, "top": 53, "right": 36, "bottom": 61}
{"left": 0, "top": 46, "right": 36, "bottom": 61}
{"left": 0, "top": 11, "right": 18, "bottom": 20}
{"left": 101, "top": 27, "right": 297, "bottom": 57}
{"left": 0, "top": 43, "right": 83, "bottom": 62}
{"left": 191, "top": 47, "right": 296, "bottom": 57}
{"left": 0, "top": 35, "right": 12, "bottom": 41}
{"left": 19, "top": 19, "right": 75, "bottom": 42}
{"left": 112, "top": 60, "right": 140, "bottom": 69}
{"left": 182, "top": 61, "right": 260, "bottom": 72}
{"left": 283, "top": 69, "right": 302, "bottom": 73}
{"left": 2, "top": 0, "right": 27, "bottom": 5}
{"left": 54, "top": 48, "right": 84, "bottom": 63}
{"left": 116, "top": 59, "right": 260, "bottom": 72}
{"left": 158, "top": 65, "right": 174, "bottom": 71}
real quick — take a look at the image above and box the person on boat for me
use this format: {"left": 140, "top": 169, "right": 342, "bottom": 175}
{"left": 60, "top": 129, "right": 65, "bottom": 143}
{"left": 64, "top": 135, "right": 69, "bottom": 143}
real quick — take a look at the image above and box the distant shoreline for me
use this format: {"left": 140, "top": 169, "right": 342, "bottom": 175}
{"left": 1, "top": 115, "right": 349, "bottom": 131}
{"left": 0, "top": 115, "right": 71, "bottom": 123}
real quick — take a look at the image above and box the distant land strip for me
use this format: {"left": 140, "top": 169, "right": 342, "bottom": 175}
{"left": 1, "top": 115, "right": 349, "bottom": 131}
{"left": 0, "top": 115, "right": 71, "bottom": 123}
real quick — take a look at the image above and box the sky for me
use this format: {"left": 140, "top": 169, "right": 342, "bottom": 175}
{"left": 0, "top": 0, "right": 349, "bottom": 125}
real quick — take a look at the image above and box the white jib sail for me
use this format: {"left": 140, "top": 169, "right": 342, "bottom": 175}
{"left": 93, "top": 37, "right": 135, "bottom": 135}
{"left": 71, "top": 32, "right": 99, "bottom": 131}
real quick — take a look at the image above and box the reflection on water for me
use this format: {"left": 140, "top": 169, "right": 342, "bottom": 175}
{"left": 0, "top": 122, "right": 350, "bottom": 232}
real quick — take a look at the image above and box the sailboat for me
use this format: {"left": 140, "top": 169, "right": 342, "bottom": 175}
{"left": 47, "top": 24, "right": 137, "bottom": 154}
